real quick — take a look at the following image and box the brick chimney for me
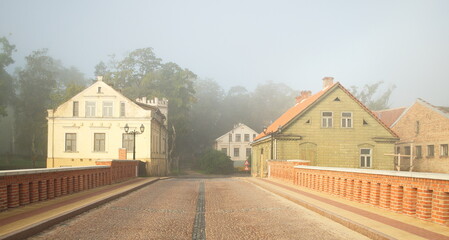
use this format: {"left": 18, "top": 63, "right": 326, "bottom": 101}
{"left": 295, "top": 90, "right": 312, "bottom": 103}
{"left": 322, "top": 77, "right": 334, "bottom": 89}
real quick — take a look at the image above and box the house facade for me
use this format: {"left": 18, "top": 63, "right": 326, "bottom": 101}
{"left": 47, "top": 77, "right": 169, "bottom": 176}
{"left": 251, "top": 77, "right": 398, "bottom": 177}
{"left": 391, "top": 98, "right": 449, "bottom": 173}
{"left": 214, "top": 123, "right": 258, "bottom": 167}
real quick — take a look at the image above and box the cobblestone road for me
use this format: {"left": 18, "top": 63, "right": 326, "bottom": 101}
{"left": 29, "top": 176, "right": 369, "bottom": 240}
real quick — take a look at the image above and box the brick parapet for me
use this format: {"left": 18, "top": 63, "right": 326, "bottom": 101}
{"left": 0, "top": 160, "right": 139, "bottom": 211}
{"left": 267, "top": 161, "right": 449, "bottom": 226}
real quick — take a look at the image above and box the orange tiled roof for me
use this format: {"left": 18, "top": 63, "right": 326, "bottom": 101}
{"left": 373, "top": 107, "right": 406, "bottom": 127}
{"left": 254, "top": 82, "right": 338, "bottom": 141}
{"left": 253, "top": 82, "right": 399, "bottom": 141}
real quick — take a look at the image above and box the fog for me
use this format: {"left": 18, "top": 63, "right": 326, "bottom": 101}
{"left": 1, "top": 0, "right": 448, "bottom": 107}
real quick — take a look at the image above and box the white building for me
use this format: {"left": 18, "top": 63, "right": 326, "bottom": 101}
{"left": 214, "top": 123, "right": 258, "bottom": 167}
{"left": 47, "top": 77, "right": 168, "bottom": 176}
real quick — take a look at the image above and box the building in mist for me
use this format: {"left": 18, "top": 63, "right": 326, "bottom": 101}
{"left": 251, "top": 77, "right": 399, "bottom": 177}
{"left": 214, "top": 123, "right": 258, "bottom": 167}
{"left": 391, "top": 98, "right": 449, "bottom": 173}
{"left": 47, "top": 77, "right": 168, "bottom": 176}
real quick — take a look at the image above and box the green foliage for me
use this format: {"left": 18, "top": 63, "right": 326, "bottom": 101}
{"left": 96, "top": 48, "right": 197, "bottom": 162}
{"left": 0, "top": 37, "right": 16, "bottom": 117}
{"left": 196, "top": 149, "right": 234, "bottom": 174}
{"left": 350, "top": 81, "right": 396, "bottom": 111}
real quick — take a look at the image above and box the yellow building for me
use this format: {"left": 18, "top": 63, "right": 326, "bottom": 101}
{"left": 251, "top": 77, "right": 398, "bottom": 177}
{"left": 47, "top": 77, "right": 168, "bottom": 176}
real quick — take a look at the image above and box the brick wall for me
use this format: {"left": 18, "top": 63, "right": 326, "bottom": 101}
{"left": 268, "top": 160, "right": 449, "bottom": 226}
{"left": 0, "top": 160, "right": 139, "bottom": 211}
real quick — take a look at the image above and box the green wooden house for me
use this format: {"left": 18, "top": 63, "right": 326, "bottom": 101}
{"left": 251, "top": 77, "right": 398, "bottom": 177}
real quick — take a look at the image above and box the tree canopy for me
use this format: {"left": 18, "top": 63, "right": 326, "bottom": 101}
{"left": 350, "top": 81, "right": 396, "bottom": 111}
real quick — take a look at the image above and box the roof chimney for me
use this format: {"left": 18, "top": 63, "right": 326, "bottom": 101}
{"left": 97, "top": 76, "right": 103, "bottom": 82}
{"left": 322, "top": 77, "right": 334, "bottom": 89}
{"left": 295, "top": 90, "right": 312, "bottom": 103}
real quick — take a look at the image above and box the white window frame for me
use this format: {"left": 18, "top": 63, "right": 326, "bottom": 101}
{"left": 73, "top": 101, "right": 79, "bottom": 117}
{"left": 235, "top": 134, "right": 241, "bottom": 142}
{"left": 85, "top": 101, "right": 96, "bottom": 117}
{"left": 94, "top": 133, "right": 106, "bottom": 152}
{"left": 103, "top": 101, "right": 113, "bottom": 117}
{"left": 321, "top": 111, "right": 333, "bottom": 128}
{"left": 441, "top": 144, "right": 448, "bottom": 157}
{"left": 427, "top": 145, "right": 435, "bottom": 157}
{"left": 65, "top": 133, "right": 77, "bottom": 152}
{"left": 122, "top": 133, "right": 134, "bottom": 153}
{"left": 360, "top": 148, "right": 372, "bottom": 168}
{"left": 120, "top": 102, "right": 125, "bottom": 117}
{"left": 341, "top": 112, "right": 353, "bottom": 128}
{"left": 234, "top": 147, "right": 240, "bottom": 157}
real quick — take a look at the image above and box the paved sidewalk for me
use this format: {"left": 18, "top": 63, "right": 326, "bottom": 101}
{"left": 0, "top": 177, "right": 162, "bottom": 240}
{"left": 245, "top": 177, "right": 449, "bottom": 240}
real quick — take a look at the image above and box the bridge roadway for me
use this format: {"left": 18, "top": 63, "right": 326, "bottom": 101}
{"left": 28, "top": 175, "right": 368, "bottom": 240}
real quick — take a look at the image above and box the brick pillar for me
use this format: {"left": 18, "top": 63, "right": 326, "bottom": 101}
{"left": 61, "top": 177, "right": 67, "bottom": 195}
{"left": 370, "top": 183, "right": 381, "bottom": 206}
{"left": 54, "top": 178, "right": 61, "bottom": 197}
{"left": 416, "top": 189, "right": 433, "bottom": 220}
{"left": 19, "top": 183, "right": 30, "bottom": 205}
{"left": 30, "top": 181, "right": 39, "bottom": 203}
{"left": 379, "top": 184, "right": 391, "bottom": 209}
{"left": 318, "top": 175, "right": 324, "bottom": 192}
{"left": 7, "top": 184, "right": 19, "bottom": 208}
{"left": 347, "top": 179, "right": 354, "bottom": 200}
{"left": 67, "top": 176, "right": 73, "bottom": 194}
{"left": 431, "top": 191, "right": 449, "bottom": 225}
{"left": 0, "top": 185, "right": 7, "bottom": 210}
{"left": 47, "top": 179, "right": 55, "bottom": 199}
{"left": 403, "top": 187, "right": 418, "bottom": 216}
{"left": 361, "top": 181, "right": 371, "bottom": 204}
{"left": 354, "top": 180, "right": 362, "bottom": 202}
{"left": 38, "top": 181, "right": 47, "bottom": 201}
{"left": 341, "top": 178, "right": 347, "bottom": 197}
{"left": 390, "top": 185, "right": 404, "bottom": 212}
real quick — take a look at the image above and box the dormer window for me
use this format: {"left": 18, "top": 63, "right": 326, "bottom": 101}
{"left": 98, "top": 87, "right": 102, "bottom": 93}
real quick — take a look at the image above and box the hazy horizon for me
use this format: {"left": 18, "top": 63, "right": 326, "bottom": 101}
{"left": 1, "top": 0, "right": 448, "bottom": 108}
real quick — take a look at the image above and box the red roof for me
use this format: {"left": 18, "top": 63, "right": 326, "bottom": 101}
{"left": 373, "top": 108, "right": 406, "bottom": 127}
{"left": 254, "top": 82, "right": 337, "bottom": 141}
{"left": 254, "top": 82, "right": 398, "bottom": 141}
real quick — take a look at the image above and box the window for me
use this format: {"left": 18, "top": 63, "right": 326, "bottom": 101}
{"left": 65, "top": 133, "right": 76, "bottom": 152}
{"left": 97, "top": 87, "right": 102, "bottom": 93}
{"left": 244, "top": 134, "right": 250, "bottom": 142}
{"left": 94, "top": 133, "right": 105, "bottom": 152}
{"left": 103, "top": 101, "right": 113, "bottom": 117}
{"left": 235, "top": 134, "right": 241, "bottom": 142}
{"left": 122, "top": 133, "right": 134, "bottom": 153}
{"left": 234, "top": 148, "right": 239, "bottom": 157}
{"left": 360, "top": 148, "right": 372, "bottom": 168}
{"left": 221, "top": 148, "right": 227, "bottom": 154}
{"left": 404, "top": 146, "right": 411, "bottom": 156}
{"left": 396, "top": 147, "right": 401, "bottom": 154}
{"left": 341, "top": 112, "right": 352, "bottom": 128}
{"left": 120, "top": 102, "right": 125, "bottom": 117}
{"left": 246, "top": 148, "right": 251, "bottom": 157}
{"left": 427, "top": 145, "right": 434, "bottom": 157}
{"left": 229, "top": 133, "right": 232, "bottom": 142}
{"left": 416, "top": 146, "right": 422, "bottom": 159}
{"left": 441, "top": 144, "right": 448, "bottom": 157}
{"left": 73, "top": 101, "right": 79, "bottom": 117}
{"left": 253, "top": 134, "right": 256, "bottom": 139}
{"left": 321, "top": 112, "right": 333, "bottom": 128}
{"left": 415, "top": 121, "right": 420, "bottom": 135}
{"left": 85, "top": 101, "right": 96, "bottom": 117}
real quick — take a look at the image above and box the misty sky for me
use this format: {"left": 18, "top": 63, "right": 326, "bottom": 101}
{"left": 1, "top": 0, "right": 448, "bottom": 108}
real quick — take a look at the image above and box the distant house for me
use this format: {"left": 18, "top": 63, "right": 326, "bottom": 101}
{"left": 214, "top": 123, "right": 258, "bottom": 167}
{"left": 251, "top": 77, "right": 398, "bottom": 177}
{"left": 47, "top": 77, "right": 169, "bottom": 176}
{"left": 391, "top": 98, "right": 449, "bottom": 173}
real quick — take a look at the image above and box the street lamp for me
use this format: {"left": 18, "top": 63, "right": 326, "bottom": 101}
{"left": 124, "top": 123, "right": 145, "bottom": 160}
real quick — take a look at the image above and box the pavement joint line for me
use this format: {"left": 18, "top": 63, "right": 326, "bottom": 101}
{"left": 244, "top": 177, "right": 449, "bottom": 240}
{"left": 192, "top": 180, "right": 206, "bottom": 240}
{"left": 0, "top": 177, "right": 163, "bottom": 240}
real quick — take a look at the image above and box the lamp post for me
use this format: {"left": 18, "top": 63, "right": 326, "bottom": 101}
{"left": 124, "top": 123, "right": 145, "bottom": 160}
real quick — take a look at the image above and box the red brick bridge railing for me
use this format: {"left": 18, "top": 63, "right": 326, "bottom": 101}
{"left": 0, "top": 160, "right": 139, "bottom": 211}
{"left": 268, "top": 160, "right": 449, "bottom": 226}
